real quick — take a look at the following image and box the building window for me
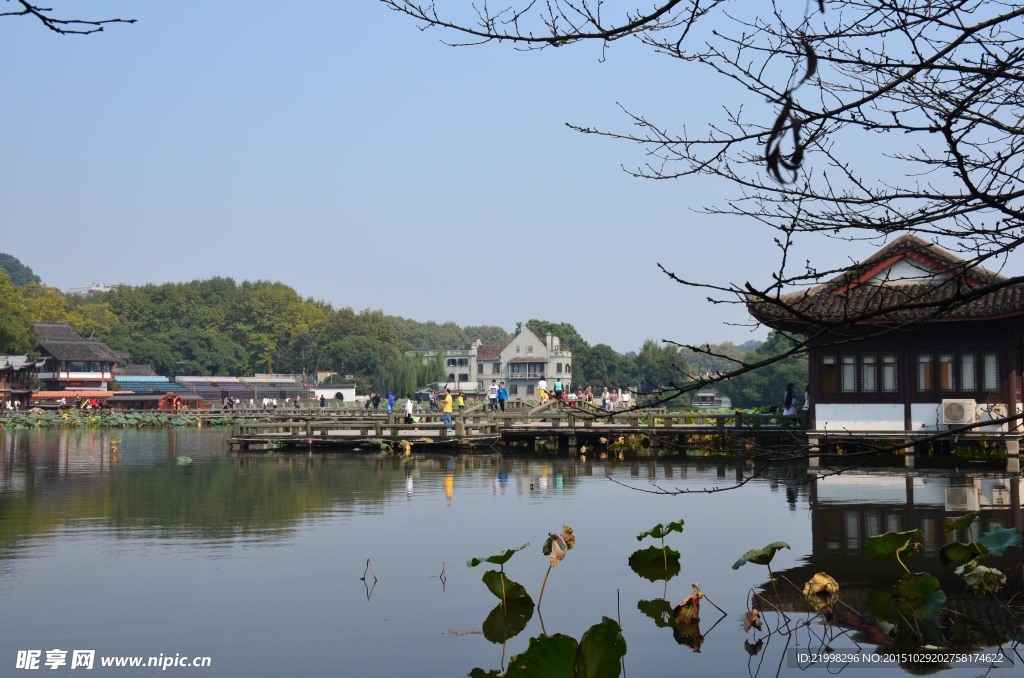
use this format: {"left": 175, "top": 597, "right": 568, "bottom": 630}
{"left": 516, "top": 345, "right": 520, "bottom": 353}
{"left": 917, "top": 354, "right": 933, "bottom": 392}
{"left": 982, "top": 353, "right": 998, "bottom": 391}
{"left": 822, "top": 356, "right": 837, "bottom": 392}
{"left": 567, "top": 364, "right": 571, "bottom": 373}
{"left": 510, "top": 385, "right": 518, "bottom": 395}
{"left": 458, "top": 358, "right": 468, "bottom": 366}
{"left": 477, "top": 362, "right": 484, "bottom": 373}
{"left": 961, "top": 353, "right": 975, "bottom": 391}
{"left": 938, "top": 354, "right": 955, "bottom": 391}
{"left": 862, "top": 356, "right": 876, "bottom": 392}
{"left": 493, "top": 363, "right": 501, "bottom": 374}
{"left": 882, "top": 355, "right": 897, "bottom": 392}
{"left": 912, "top": 352, "right": 994, "bottom": 394}
{"left": 447, "top": 373, "right": 455, "bottom": 382}
{"left": 527, "top": 385, "right": 535, "bottom": 395}
{"left": 841, "top": 356, "right": 857, "bottom": 392}
{"left": 459, "top": 373, "right": 469, "bottom": 382}
{"left": 556, "top": 363, "right": 563, "bottom": 374}
{"left": 527, "top": 345, "right": 533, "bottom": 353}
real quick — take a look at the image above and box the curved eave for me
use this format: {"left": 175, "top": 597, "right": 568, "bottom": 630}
{"left": 749, "top": 306, "right": 1024, "bottom": 333}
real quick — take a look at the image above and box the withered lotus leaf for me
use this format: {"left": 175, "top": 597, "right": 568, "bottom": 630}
{"left": 802, "top": 572, "right": 839, "bottom": 611}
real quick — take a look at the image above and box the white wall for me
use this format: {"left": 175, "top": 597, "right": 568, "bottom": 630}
{"left": 817, "top": 401, "right": 1010, "bottom": 432}
{"left": 815, "top": 403, "right": 905, "bottom": 431}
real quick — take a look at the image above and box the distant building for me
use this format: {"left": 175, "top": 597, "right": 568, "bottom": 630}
{"left": 501, "top": 324, "right": 572, "bottom": 399}
{"left": 32, "top": 322, "right": 123, "bottom": 392}
{"left": 0, "top": 355, "right": 45, "bottom": 409}
{"left": 313, "top": 384, "right": 357, "bottom": 403}
{"left": 406, "top": 322, "right": 572, "bottom": 400}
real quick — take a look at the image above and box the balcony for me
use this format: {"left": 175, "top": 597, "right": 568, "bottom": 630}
{"left": 508, "top": 372, "right": 545, "bottom": 380}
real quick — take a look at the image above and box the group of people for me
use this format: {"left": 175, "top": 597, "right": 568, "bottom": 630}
{"left": 486, "top": 380, "right": 509, "bottom": 412}
{"left": 537, "top": 384, "right": 633, "bottom": 411}
{"left": 3, "top": 399, "right": 22, "bottom": 412}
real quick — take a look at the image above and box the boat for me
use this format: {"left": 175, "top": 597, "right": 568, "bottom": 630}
{"left": 691, "top": 390, "right": 732, "bottom": 410}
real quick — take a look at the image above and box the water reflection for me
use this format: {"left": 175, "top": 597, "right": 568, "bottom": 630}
{"left": 0, "top": 429, "right": 1019, "bottom": 677}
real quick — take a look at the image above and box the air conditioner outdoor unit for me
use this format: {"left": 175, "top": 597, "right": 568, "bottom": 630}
{"left": 945, "top": 485, "right": 980, "bottom": 512}
{"left": 942, "top": 399, "right": 976, "bottom": 425}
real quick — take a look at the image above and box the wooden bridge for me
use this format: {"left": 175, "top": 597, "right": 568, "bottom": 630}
{"left": 225, "top": 400, "right": 806, "bottom": 453}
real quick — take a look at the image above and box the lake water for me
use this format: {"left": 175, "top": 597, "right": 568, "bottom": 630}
{"left": 0, "top": 428, "right": 1020, "bottom": 677}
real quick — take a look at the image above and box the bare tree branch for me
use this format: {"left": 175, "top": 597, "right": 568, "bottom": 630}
{"left": 1, "top": 1, "right": 135, "bottom": 35}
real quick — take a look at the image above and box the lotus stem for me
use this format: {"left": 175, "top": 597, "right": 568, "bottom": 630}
{"left": 538, "top": 564, "right": 553, "bottom": 609}
{"left": 768, "top": 565, "right": 781, "bottom": 610}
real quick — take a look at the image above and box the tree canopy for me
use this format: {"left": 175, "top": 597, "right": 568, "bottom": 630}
{"left": 0, "top": 267, "right": 799, "bottom": 405}
{"left": 0, "top": 253, "right": 41, "bottom": 286}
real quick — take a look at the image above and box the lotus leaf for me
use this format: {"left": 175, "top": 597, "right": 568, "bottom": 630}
{"left": 672, "top": 593, "right": 701, "bottom": 625}
{"left": 628, "top": 546, "right": 681, "bottom": 582}
{"left": 894, "top": 572, "right": 946, "bottom": 619}
{"left": 944, "top": 511, "right": 980, "bottom": 533}
{"left": 866, "top": 589, "right": 896, "bottom": 623}
{"left": 960, "top": 565, "right": 1006, "bottom": 594}
{"left": 506, "top": 633, "right": 578, "bottom": 675}
{"left": 467, "top": 543, "right": 530, "bottom": 568}
{"left": 732, "top": 541, "right": 790, "bottom": 569}
{"left": 481, "top": 570, "right": 532, "bottom": 605}
{"left": 938, "top": 541, "right": 987, "bottom": 567}
{"left": 576, "top": 617, "right": 627, "bottom": 678}
{"left": 802, "top": 572, "right": 839, "bottom": 612}
{"left": 636, "top": 519, "right": 684, "bottom": 541}
{"left": 865, "top": 529, "right": 923, "bottom": 560}
{"left": 481, "top": 601, "right": 534, "bottom": 644}
{"left": 636, "top": 599, "right": 674, "bottom": 629}
{"left": 978, "top": 526, "right": 1021, "bottom": 556}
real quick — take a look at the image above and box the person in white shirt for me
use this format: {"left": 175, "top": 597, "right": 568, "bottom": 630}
{"left": 488, "top": 379, "right": 499, "bottom": 412}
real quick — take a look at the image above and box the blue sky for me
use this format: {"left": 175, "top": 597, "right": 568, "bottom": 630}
{"left": 0, "top": 1, "right": 876, "bottom": 353}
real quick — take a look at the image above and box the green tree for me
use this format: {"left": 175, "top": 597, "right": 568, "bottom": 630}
{"left": 635, "top": 339, "right": 687, "bottom": 391}
{"left": 464, "top": 325, "right": 512, "bottom": 346}
{"left": 0, "top": 272, "right": 36, "bottom": 353}
{"left": 579, "top": 344, "right": 634, "bottom": 387}
{"left": 170, "top": 330, "right": 249, "bottom": 376}
{"left": 377, "top": 349, "right": 420, "bottom": 397}
{"left": 17, "top": 282, "right": 69, "bottom": 322}
{"left": 718, "top": 332, "right": 808, "bottom": 409}
{"left": 0, "top": 253, "right": 41, "bottom": 286}
{"left": 325, "top": 336, "right": 382, "bottom": 379}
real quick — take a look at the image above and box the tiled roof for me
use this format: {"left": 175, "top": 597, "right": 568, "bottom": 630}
{"left": 748, "top": 234, "right": 1024, "bottom": 326}
{"left": 31, "top": 322, "right": 84, "bottom": 341}
{"left": 38, "top": 339, "right": 124, "bottom": 362}
{"left": 477, "top": 344, "right": 504, "bottom": 360}
{"left": 0, "top": 355, "right": 33, "bottom": 370}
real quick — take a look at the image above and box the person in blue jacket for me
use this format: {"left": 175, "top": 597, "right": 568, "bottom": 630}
{"left": 497, "top": 381, "right": 509, "bottom": 413}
